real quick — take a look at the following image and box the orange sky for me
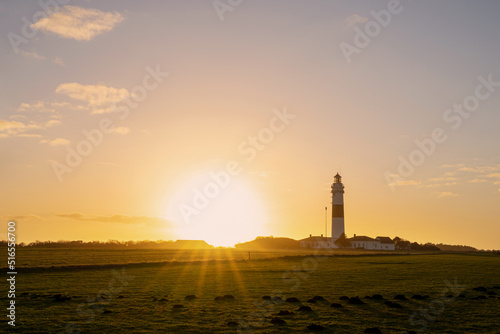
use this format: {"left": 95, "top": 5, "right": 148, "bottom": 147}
{"left": 1, "top": 1, "right": 500, "bottom": 249}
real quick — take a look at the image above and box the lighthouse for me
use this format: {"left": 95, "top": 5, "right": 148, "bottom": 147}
{"left": 331, "top": 173, "right": 345, "bottom": 245}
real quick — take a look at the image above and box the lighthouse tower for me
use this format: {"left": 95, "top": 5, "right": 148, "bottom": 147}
{"left": 331, "top": 173, "right": 345, "bottom": 245}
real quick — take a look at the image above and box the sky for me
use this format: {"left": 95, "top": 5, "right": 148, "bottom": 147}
{"left": 1, "top": 0, "right": 499, "bottom": 249}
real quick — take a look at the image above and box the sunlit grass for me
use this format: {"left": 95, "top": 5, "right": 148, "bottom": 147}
{"left": 16, "top": 252, "right": 500, "bottom": 333}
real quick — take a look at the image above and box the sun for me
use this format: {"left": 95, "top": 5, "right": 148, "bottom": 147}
{"left": 165, "top": 173, "right": 269, "bottom": 247}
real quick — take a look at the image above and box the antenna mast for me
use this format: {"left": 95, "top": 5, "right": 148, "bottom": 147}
{"left": 324, "top": 206, "right": 327, "bottom": 238}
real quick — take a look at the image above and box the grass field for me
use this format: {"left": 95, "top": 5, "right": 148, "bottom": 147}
{"left": 14, "top": 248, "right": 423, "bottom": 268}
{"left": 5, "top": 249, "right": 500, "bottom": 333}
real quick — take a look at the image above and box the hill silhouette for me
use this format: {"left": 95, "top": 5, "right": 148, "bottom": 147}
{"left": 234, "top": 236, "right": 300, "bottom": 250}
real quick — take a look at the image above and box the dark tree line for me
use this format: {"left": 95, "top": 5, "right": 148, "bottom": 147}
{"left": 393, "top": 237, "right": 480, "bottom": 252}
{"left": 0, "top": 240, "right": 177, "bottom": 249}
{"left": 0, "top": 237, "right": 488, "bottom": 252}
{"left": 433, "top": 243, "right": 477, "bottom": 252}
{"left": 392, "top": 237, "right": 440, "bottom": 251}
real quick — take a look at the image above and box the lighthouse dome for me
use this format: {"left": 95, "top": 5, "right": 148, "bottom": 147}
{"left": 334, "top": 173, "right": 342, "bottom": 183}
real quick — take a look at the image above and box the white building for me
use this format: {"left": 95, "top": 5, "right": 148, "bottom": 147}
{"left": 300, "top": 174, "right": 396, "bottom": 251}
{"left": 349, "top": 235, "right": 395, "bottom": 250}
{"left": 299, "top": 235, "right": 331, "bottom": 249}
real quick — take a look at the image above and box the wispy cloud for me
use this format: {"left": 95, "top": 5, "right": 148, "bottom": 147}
{"left": 32, "top": 5, "right": 124, "bottom": 41}
{"left": 343, "top": 14, "right": 368, "bottom": 29}
{"left": 18, "top": 134, "right": 43, "bottom": 138}
{"left": 440, "top": 163, "right": 465, "bottom": 169}
{"left": 458, "top": 165, "right": 500, "bottom": 173}
{"left": 52, "top": 56, "right": 65, "bottom": 66}
{"left": 1, "top": 95, "right": 71, "bottom": 142}
{"left": 394, "top": 180, "right": 421, "bottom": 187}
{"left": 0, "top": 120, "right": 27, "bottom": 132}
{"left": 1, "top": 214, "right": 43, "bottom": 221}
{"left": 19, "top": 50, "right": 46, "bottom": 60}
{"left": 0, "top": 119, "right": 42, "bottom": 137}
{"left": 3, "top": 82, "right": 130, "bottom": 142}
{"left": 40, "top": 138, "right": 70, "bottom": 146}
{"left": 55, "top": 82, "right": 129, "bottom": 114}
{"left": 416, "top": 177, "right": 459, "bottom": 189}
{"left": 9, "top": 115, "right": 26, "bottom": 120}
{"left": 0, "top": 102, "right": 64, "bottom": 138}
{"left": 111, "top": 126, "right": 130, "bottom": 135}
{"left": 55, "top": 213, "right": 170, "bottom": 227}
{"left": 391, "top": 160, "right": 500, "bottom": 195}
{"left": 17, "top": 101, "right": 56, "bottom": 113}
{"left": 386, "top": 174, "right": 421, "bottom": 188}
{"left": 435, "top": 161, "right": 500, "bottom": 193}
{"left": 469, "top": 178, "right": 487, "bottom": 183}
{"left": 428, "top": 176, "right": 457, "bottom": 182}
{"left": 45, "top": 120, "right": 61, "bottom": 127}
